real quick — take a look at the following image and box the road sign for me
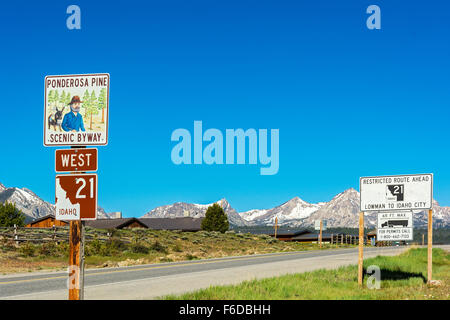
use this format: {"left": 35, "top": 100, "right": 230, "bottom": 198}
{"left": 360, "top": 174, "right": 433, "bottom": 212}
{"left": 55, "top": 148, "right": 97, "bottom": 172}
{"left": 315, "top": 220, "right": 327, "bottom": 230}
{"left": 44, "top": 74, "right": 109, "bottom": 146}
{"left": 55, "top": 174, "right": 97, "bottom": 220}
{"left": 377, "top": 211, "right": 413, "bottom": 241}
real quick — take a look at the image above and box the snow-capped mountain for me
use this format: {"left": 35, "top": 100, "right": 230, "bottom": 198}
{"left": 240, "top": 197, "right": 322, "bottom": 225}
{"left": 0, "top": 187, "right": 55, "bottom": 220}
{"left": 2, "top": 181, "right": 449, "bottom": 228}
{"left": 142, "top": 198, "right": 249, "bottom": 226}
{"left": 0, "top": 182, "right": 116, "bottom": 221}
{"left": 302, "top": 188, "right": 364, "bottom": 228}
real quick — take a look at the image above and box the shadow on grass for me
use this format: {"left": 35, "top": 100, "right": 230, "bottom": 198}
{"left": 364, "top": 268, "right": 426, "bottom": 283}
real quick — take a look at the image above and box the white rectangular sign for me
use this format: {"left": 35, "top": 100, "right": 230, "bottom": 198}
{"left": 377, "top": 211, "right": 413, "bottom": 241}
{"left": 314, "top": 220, "right": 327, "bottom": 231}
{"left": 44, "top": 74, "right": 109, "bottom": 146}
{"left": 360, "top": 174, "right": 433, "bottom": 212}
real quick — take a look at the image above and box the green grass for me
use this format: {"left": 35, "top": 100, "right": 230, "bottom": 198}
{"left": 164, "top": 248, "right": 450, "bottom": 300}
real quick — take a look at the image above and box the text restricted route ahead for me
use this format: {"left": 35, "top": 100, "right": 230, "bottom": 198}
{"left": 1, "top": 246, "right": 448, "bottom": 300}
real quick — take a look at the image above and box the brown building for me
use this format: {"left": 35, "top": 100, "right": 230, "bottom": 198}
{"left": 25, "top": 215, "right": 68, "bottom": 228}
{"left": 267, "top": 229, "right": 310, "bottom": 241}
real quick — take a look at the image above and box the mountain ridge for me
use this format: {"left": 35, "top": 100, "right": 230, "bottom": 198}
{"left": 1, "top": 182, "right": 449, "bottom": 228}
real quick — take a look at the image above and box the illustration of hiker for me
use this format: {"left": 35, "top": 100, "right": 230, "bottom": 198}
{"left": 62, "top": 96, "right": 86, "bottom": 132}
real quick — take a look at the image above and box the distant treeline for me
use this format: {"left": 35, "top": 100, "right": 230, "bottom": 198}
{"left": 231, "top": 225, "right": 450, "bottom": 244}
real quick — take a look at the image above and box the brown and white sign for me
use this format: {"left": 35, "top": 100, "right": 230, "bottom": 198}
{"left": 44, "top": 74, "right": 109, "bottom": 146}
{"left": 55, "top": 148, "right": 97, "bottom": 172}
{"left": 55, "top": 174, "right": 97, "bottom": 220}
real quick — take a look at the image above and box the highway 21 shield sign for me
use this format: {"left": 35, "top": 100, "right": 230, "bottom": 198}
{"left": 55, "top": 174, "right": 97, "bottom": 220}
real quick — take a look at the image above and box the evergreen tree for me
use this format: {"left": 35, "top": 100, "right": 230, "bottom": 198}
{"left": 0, "top": 202, "right": 26, "bottom": 227}
{"left": 98, "top": 88, "right": 107, "bottom": 123}
{"left": 65, "top": 92, "right": 72, "bottom": 106}
{"left": 86, "top": 90, "right": 99, "bottom": 129}
{"left": 53, "top": 91, "right": 59, "bottom": 108}
{"left": 59, "top": 90, "right": 66, "bottom": 107}
{"left": 201, "top": 203, "right": 229, "bottom": 233}
{"left": 82, "top": 90, "right": 91, "bottom": 118}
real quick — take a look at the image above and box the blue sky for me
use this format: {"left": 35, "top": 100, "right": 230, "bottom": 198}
{"left": 0, "top": 1, "right": 449, "bottom": 217}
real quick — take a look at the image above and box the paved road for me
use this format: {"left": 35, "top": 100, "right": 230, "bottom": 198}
{"left": 1, "top": 245, "right": 447, "bottom": 299}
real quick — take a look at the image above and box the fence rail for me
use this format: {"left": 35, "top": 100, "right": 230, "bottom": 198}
{"left": 0, "top": 225, "right": 131, "bottom": 244}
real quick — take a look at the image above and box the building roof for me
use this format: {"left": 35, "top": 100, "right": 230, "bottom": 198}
{"left": 291, "top": 233, "right": 337, "bottom": 241}
{"left": 268, "top": 229, "right": 310, "bottom": 237}
{"left": 139, "top": 217, "right": 204, "bottom": 231}
{"left": 84, "top": 218, "right": 146, "bottom": 229}
{"left": 27, "top": 214, "right": 68, "bottom": 225}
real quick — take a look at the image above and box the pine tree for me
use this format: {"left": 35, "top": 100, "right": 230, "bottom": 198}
{"left": 201, "top": 203, "right": 229, "bottom": 233}
{"left": 98, "top": 88, "right": 107, "bottom": 123}
{"left": 59, "top": 91, "right": 66, "bottom": 108}
{"left": 0, "top": 202, "right": 26, "bottom": 227}
{"left": 86, "top": 90, "right": 99, "bottom": 129}
{"left": 53, "top": 91, "right": 59, "bottom": 108}
{"left": 82, "top": 90, "right": 91, "bottom": 118}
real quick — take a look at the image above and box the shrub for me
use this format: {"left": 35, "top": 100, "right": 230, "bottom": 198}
{"left": 131, "top": 243, "right": 150, "bottom": 254}
{"left": 185, "top": 253, "right": 198, "bottom": 260}
{"left": 172, "top": 243, "right": 183, "bottom": 252}
{"left": 150, "top": 240, "right": 167, "bottom": 253}
{"left": 19, "top": 242, "right": 36, "bottom": 257}
{"left": 38, "top": 242, "right": 59, "bottom": 257}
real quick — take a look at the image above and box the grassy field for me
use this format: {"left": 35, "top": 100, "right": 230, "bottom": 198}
{"left": 0, "top": 228, "right": 355, "bottom": 274}
{"left": 164, "top": 248, "right": 450, "bottom": 300}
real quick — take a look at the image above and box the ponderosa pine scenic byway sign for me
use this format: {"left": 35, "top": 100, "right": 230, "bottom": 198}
{"left": 359, "top": 174, "right": 433, "bottom": 212}
{"left": 44, "top": 74, "right": 109, "bottom": 146}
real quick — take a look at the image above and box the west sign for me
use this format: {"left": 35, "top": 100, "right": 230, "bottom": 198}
{"left": 44, "top": 74, "right": 109, "bottom": 146}
{"left": 55, "top": 148, "right": 97, "bottom": 172}
{"left": 360, "top": 174, "right": 433, "bottom": 212}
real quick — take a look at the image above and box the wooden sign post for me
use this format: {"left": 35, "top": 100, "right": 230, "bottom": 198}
{"left": 427, "top": 209, "right": 433, "bottom": 284}
{"left": 358, "top": 212, "right": 364, "bottom": 286}
{"left": 68, "top": 220, "right": 85, "bottom": 300}
{"left": 274, "top": 217, "right": 278, "bottom": 239}
{"left": 319, "top": 220, "right": 323, "bottom": 248}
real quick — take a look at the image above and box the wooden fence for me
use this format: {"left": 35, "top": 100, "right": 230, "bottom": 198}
{"left": 0, "top": 225, "right": 130, "bottom": 245}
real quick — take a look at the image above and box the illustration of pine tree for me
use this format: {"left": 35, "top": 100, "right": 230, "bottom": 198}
{"left": 47, "top": 90, "right": 55, "bottom": 108}
{"left": 98, "top": 88, "right": 107, "bottom": 123}
{"left": 65, "top": 92, "right": 71, "bottom": 106}
{"left": 86, "top": 90, "right": 99, "bottom": 130}
{"left": 59, "top": 91, "right": 66, "bottom": 108}
{"left": 53, "top": 91, "right": 59, "bottom": 108}
{"left": 82, "top": 90, "right": 91, "bottom": 119}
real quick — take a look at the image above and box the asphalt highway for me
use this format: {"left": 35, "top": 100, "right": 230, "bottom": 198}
{"left": 1, "top": 245, "right": 446, "bottom": 299}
